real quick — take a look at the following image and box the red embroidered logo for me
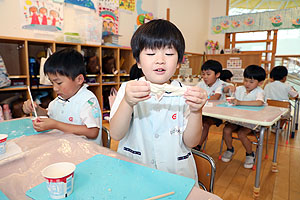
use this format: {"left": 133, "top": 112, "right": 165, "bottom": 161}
{"left": 69, "top": 117, "right": 73, "bottom": 122}
{"left": 172, "top": 113, "right": 177, "bottom": 120}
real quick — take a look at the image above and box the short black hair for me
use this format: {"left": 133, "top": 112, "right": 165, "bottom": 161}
{"left": 44, "top": 48, "right": 86, "bottom": 80}
{"left": 131, "top": 19, "right": 185, "bottom": 64}
{"left": 129, "top": 63, "right": 144, "bottom": 80}
{"left": 243, "top": 65, "right": 266, "bottom": 82}
{"left": 220, "top": 69, "right": 233, "bottom": 82}
{"left": 201, "top": 60, "right": 222, "bottom": 74}
{"left": 270, "top": 66, "right": 288, "bottom": 81}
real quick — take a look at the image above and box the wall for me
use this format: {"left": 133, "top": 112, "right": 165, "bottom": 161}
{"left": 0, "top": 0, "right": 226, "bottom": 53}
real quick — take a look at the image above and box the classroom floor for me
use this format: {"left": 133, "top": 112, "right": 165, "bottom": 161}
{"left": 206, "top": 119, "right": 300, "bottom": 200}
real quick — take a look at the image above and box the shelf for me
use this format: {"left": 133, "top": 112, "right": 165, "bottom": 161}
{"left": 87, "top": 83, "right": 100, "bottom": 86}
{"left": 102, "top": 83, "right": 118, "bottom": 86}
{"left": 0, "top": 86, "right": 27, "bottom": 91}
{"left": 31, "top": 85, "right": 53, "bottom": 89}
{"left": 9, "top": 75, "right": 27, "bottom": 79}
{"left": 102, "top": 74, "right": 117, "bottom": 77}
{"left": 120, "top": 73, "right": 129, "bottom": 76}
{"left": 86, "top": 74, "right": 99, "bottom": 77}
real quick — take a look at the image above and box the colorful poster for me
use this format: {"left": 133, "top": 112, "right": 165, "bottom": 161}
{"left": 119, "top": 0, "right": 135, "bottom": 12}
{"left": 99, "top": 0, "right": 119, "bottom": 34}
{"left": 212, "top": 7, "right": 300, "bottom": 34}
{"left": 21, "top": 0, "right": 64, "bottom": 31}
{"left": 135, "top": 0, "right": 153, "bottom": 27}
{"left": 64, "top": 0, "right": 97, "bottom": 10}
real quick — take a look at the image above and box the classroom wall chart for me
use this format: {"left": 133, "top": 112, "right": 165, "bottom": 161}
{"left": 21, "top": 0, "right": 64, "bottom": 31}
{"left": 212, "top": 7, "right": 300, "bottom": 34}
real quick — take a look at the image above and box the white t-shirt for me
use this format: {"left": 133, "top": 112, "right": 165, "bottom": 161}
{"left": 235, "top": 85, "right": 265, "bottom": 102}
{"left": 229, "top": 86, "right": 265, "bottom": 130}
{"left": 197, "top": 79, "right": 227, "bottom": 100}
{"left": 48, "top": 84, "right": 102, "bottom": 144}
{"left": 264, "top": 81, "right": 298, "bottom": 101}
{"left": 110, "top": 78, "right": 198, "bottom": 183}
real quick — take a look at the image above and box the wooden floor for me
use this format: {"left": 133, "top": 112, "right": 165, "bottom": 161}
{"left": 206, "top": 121, "right": 300, "bottom": 200}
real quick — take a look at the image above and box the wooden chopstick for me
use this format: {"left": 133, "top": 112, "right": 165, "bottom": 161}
{"left": 144, "top": 191, "right": 175, "bottom": 200}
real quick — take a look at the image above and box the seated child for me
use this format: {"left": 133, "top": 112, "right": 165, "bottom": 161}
{"left": 221, "top": 65, "right": 266, "bottom": 169}
{"left": 264, "top": 65, "right": 299, "bottom": 130}
{"left": 109, "top": 19, "right": 207, "bottom": 182}
{"left": 264, "top": 65, "right": 299, "bottom": 101}
{"left": 220, "top": 69, "right": 233, "bottom": 83}
{"left": 22, "top": 49, "right": 102, "bottom": 144}
{"left": 195, "top": 60, "right": 233, "bottom": 151}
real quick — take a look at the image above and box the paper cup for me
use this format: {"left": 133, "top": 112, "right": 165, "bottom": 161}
{"left": 41, "top": 162, "right": 76, "bottom": 199}
{"left": 0, "top": 134, "right": 8, "bottom": 155}
{"left": 226, "top": 97, "right": 235, "bottom": 106}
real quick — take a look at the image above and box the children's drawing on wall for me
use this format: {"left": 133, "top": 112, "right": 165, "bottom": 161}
{"left": 65, "top": 0, "right": 96, "bottom": 10}
{"left": 135, "top": 0, "right": 153, "bottom": 29}
{"left": 99, "top": 0, "right": 119, "bottom": 35}
{"left": 21, "top": 0, "right": 64, "bottom": 31}
{"left": 119, "top": 0, "right": 135, "bottom": 12}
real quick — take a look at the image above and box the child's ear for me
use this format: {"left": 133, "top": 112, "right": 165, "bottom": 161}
{"left": 76, "top": 74, "right": 85, "bottom": 84}
{"left": 137, "top": 63, "right": 142, "bottom": 69}
{"left": 258, "top": 80, "right": 264, "bottom": 86}
{"left": 216, "top": 72, "right": 221, "bottom": 78}
{"left": 176, "top": 63, "right": 180, "bottom": 69}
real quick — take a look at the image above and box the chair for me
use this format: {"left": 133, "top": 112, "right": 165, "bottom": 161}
{"left": 266, "top": 99, "right": 292, "bottom": 144}
{"left": 102, "top": 122, "right": 111, "bottom": 148}
{"left": 192, "top": 149, "right": 216, "bottom": 193}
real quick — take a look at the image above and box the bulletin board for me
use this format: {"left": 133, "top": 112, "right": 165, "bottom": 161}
{"left": 206, "top": 53, "right": 262, "bottom": 83}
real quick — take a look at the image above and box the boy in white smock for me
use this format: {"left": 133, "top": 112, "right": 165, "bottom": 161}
{"left": 109, "top": 19, "right": 207, "bottom": 183}
{"left": 264, "top": 66, "right": 298, "bottom": 101}
{"left": 194, "top": 60, "right": 233, "bottom": 151}
{"left": 23, "top": 49, "right": 102, "bottom": 144}
{"left": 264, "top": 65, "right": 298, "bottom": 130}
{"left": 221, "top": 65, "right": 266, "bottom": 169}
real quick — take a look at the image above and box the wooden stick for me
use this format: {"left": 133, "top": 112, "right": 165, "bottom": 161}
{"left": 144, "top": 191, "right": 175, "bottom": 200}
{"left": 27, "top": 86, "right": 38, "bottom": 117}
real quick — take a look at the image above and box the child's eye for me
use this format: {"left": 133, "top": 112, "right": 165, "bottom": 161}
{"left": 146, "top": 53, "right": 155, "bottom": 56}
{"left": 165, "top": 53, "right": 174, "bottom": 56}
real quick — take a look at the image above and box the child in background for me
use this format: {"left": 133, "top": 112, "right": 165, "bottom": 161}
{"left": 221, "top": 65, "right": 266, "bottom": 169}
{"left": 109, "top": 19, "right": 207, "bottom": 182}
{"left": 264, "top": 66, "right": 298, "bottom": 130}
{"left": 195, "top": 60, "right": 233, "bottom": 151}
{"left": 264, "top": 66, "right": 298, "bottom": 101}
{"left": 220, "top": 69, "right": 233, "bottom": 83}
{"left": 22, "top": 49, "right": 102, "bottom": 144}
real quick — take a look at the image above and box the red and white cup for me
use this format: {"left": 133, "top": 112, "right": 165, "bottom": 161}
{"left": 226, "top": 97, "right": 235, "bottom": 106}
{"left": 0, "top": 134, "right": 8, "bottom": 155}
{"left": 41, "top": 162, "right": 76, "bottom": 199}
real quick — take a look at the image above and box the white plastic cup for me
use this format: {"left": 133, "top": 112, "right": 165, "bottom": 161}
{"left": 0, "top": 134, "right": 8, "bottom": 155}
{"left": 226, "top": 97, "right": 235, "bottom": 106}
{"left": 41, "top": 162, "right": 76, "bottom": 199}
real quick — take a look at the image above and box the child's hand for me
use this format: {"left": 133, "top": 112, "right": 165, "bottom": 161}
{"left": 228, "top": 85, "right": 236, "bottom": 94}
{"left": 184, "top": 86, "right": 207, "bottom": 112}
{"left": 124, "top": 80, "right": 151, "bottom": 107}
{"left": 22, "top": 99, "right": 37, "bottom": 115}
{"left": 32, "top": 117, "right": 55, "bottom": 132}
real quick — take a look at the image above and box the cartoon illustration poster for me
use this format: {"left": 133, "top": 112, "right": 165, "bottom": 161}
{"left": 64, "top": 0, "right": 97, "bottom": 10}
{"left": 135, "top": 0, "right": 153, "bottom": 27}
{"left": 119, "top": 0, "right": 135, "bottom": 12}
{"left": 21, "top": 0, "right": 64, "bottom": 31}
{"left": 99, "top": 0, "right": 119, "bottom": 34}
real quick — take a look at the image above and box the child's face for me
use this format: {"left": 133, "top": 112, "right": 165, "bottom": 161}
{"left": 201, "top": 70, "right": 219, "bottom": 87}
{"left": 243, "top": 78, "right": 259, "bottom": 93}
{"left": 48, "top": 73, "right": 84, "bottom": 100}
{"left": 137, "top": 46, "right": 179, "bottom": 84}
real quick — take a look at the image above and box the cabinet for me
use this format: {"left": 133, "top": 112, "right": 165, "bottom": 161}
{"left": 0, "top": 36, "right": 135, "bottom": 120}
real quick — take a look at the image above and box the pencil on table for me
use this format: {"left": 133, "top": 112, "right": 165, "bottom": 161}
{"left": 144, "top": 191, "right": 175, "bottom": 200}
